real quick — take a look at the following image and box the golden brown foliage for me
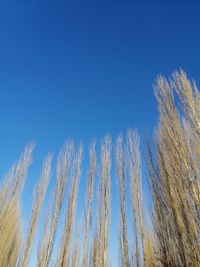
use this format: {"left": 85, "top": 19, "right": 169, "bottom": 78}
{"left": 116, "top": 134, "right": 131, "bottom": 267}
{"left": 148, "top": 70, "right": 200, "bottom": 266}
{"left": 82, "top": 142, "right": 96, "bottom": 267}
{"left": 0, "top": 145, "right": 33, "bottom": 267}
{"left": 90, "top": 135, "right": 112, "bottom": 267}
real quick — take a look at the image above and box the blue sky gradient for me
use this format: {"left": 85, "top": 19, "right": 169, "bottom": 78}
{"left": 0, "top": 0, "right": 200, "bottom": 265}
{"left": 1, "top": 0, "right": 200, "bottom": 169}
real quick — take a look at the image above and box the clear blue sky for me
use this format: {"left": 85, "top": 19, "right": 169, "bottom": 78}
{"left": 1, "top": 0, "right": 200, "bottom": 168}
{"left": 0, "top": 0, "right": 200, "bottom": 265}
